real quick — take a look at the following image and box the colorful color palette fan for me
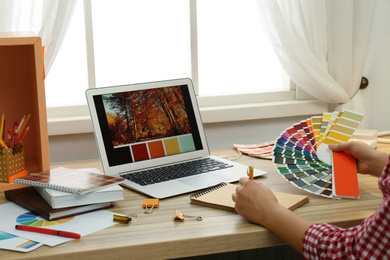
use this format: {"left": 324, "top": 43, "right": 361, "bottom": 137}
{"left": 272, "top": 110, "right": 364, "bottom": 198}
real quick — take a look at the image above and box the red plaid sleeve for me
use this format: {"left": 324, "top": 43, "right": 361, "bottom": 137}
{"left": 303, "top": 156, "right": 390, "bottom": 259}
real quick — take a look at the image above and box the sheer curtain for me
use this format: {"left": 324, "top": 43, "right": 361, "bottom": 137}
{"left": 0, "top": 0, "right": 77, "bottom": 75}
{"left": 257, "top": 0, "right": 376, "bottom": 120}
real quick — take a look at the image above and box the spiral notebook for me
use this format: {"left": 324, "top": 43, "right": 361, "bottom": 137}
{"left": 190, "top": 182, "right": 309, "bottom": 211}
{"left": 13, "top": 167, "right": 125, "bottom": 195}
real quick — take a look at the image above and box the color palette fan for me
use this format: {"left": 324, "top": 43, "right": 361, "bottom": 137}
{"left": 272, "top": 110, "right": 364, "bottom": 198}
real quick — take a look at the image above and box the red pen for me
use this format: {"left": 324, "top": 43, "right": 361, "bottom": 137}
{"left": 15, "top": 225, "right": 81, "bottom": 239}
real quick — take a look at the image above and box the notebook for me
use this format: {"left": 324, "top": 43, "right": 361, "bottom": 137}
{"left": 190, "top": 182, "right": 310, "bottom": 211}
{"left": 86, "top": 78, "right": 266, "bottom": 198}
{"left": 14, "top": 167, "right": 126, "bottom": 195}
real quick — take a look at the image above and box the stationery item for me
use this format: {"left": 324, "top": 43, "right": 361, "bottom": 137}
{"left": 0, "top": 148, "right": 26, "bottom": 183}
{"left": 0, "top": 113, "right": 4, "bottom": 140}
{"left": 0, "top": 202, "right": 118, "bottom": 247}
{"left": 247, "top": 165, "right": 254, "bottom": 180}
{"left": 19, "top": 126, "right": 29, "bottom": 142}
{"left": 17, "top": 112, "right": 31, "bottom": 140}
{"left": 174, "top": 210, "right": 202, "bottom": 222}
{"left": 332, "top": 151, "right": 359, "bottom": 198}
{"left": 12, "top": 121, "right": 19, "bottom": 148}
{"left": 14, "top": 126, "right": 29, "bottom": 154}
{"left": 7, "top": 128, "right": 12, "bottom": 148}
{"left": 4, "top": 186, "right": 112, "bottom": 220}
{"left": 143, "top": 198, "right": 159, "bottom": 208}
{"left": 34, "top": 184, "right": 124, "bottom": 209}
{"left": 15, "top": 225, "right": 81, "bottom": 239}
{"left": 17, "top": 114, "right": 26, "bottom": 133}
{"left": 86, "top": 78, "right": 266, "bottom": 199}
{"left": 113, "top": 214, "right": 132, "bottom": 224}
{"left": 0, "top": 137, "right": 7, "bottom": 149}
{"left": 13, "top": 167, "right": 126, "bottom": 195}
{"left": 0, "top": 230, "right": 42, "bottom": 252}
{"left": 272, "top": 110, "right": 363, "bottom": 199}
{"left": 144, "top": 205, "right": 154, "bottom": 214}
{"left": 190, "top": 182, "right": 309, "bottom": 211}
{"left": 143, "top": 199, "right": 159, "bottom": 214}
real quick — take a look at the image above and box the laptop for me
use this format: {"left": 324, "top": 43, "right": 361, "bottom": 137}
{"left": 86, "top": 78, "right": 266, "bottom": 198}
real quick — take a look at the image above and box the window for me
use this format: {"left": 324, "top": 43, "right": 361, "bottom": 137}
{"left": 46, "top": 0, "right": 325, "bottom": 134}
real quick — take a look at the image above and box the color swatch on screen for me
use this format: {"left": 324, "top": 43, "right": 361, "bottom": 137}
{"left": 130, "top": 134, "right": 196, "bottom": 162}
{"left": 272, "top": 110, "right": 363, "bottom": 198}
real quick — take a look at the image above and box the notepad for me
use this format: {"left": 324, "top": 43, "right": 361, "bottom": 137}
{"left": 190, "top": 182, "right": 309, "bottom": 211}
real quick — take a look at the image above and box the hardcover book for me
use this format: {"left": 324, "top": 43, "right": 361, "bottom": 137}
{"left": 4, "top": 186, "right": 112, "bottom": 220}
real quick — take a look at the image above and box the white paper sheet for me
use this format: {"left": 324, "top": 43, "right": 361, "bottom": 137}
{"left": 0, "top": 202, "right": 118, "bottom": 247}
{"left": 0, "top": 231, "right": 42, "bottom": 252}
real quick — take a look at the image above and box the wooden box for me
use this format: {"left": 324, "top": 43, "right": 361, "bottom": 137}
{"left": 0, "top": 32, "right": 50, "bottom": 182}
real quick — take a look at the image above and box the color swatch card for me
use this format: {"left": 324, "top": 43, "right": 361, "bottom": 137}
{"left": 234, "top": 141, "right": 275, "bottom": 159}
{"left": 272, "top": 110, "right": 363, "bottom": 198}
{"left": 332, "top": 150, "right": 359, "bottom": 198}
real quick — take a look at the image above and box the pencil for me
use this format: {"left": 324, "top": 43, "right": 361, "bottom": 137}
{"left": 247, "top": 165, "right": 254, "bottom": 180}
{"left": 18, "top": 112, "right": 31, "bottom": 139}
{"left": 0, "top": 113, "right": 4, "bottom": 140}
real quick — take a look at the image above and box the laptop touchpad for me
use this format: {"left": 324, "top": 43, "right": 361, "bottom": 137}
{"left": 179, "top": 174, "right": 229, "bottom": 188}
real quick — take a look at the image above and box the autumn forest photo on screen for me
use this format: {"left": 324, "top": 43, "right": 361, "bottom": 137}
{"left": 102, "top": 86, "right": 191, "bottom": 146}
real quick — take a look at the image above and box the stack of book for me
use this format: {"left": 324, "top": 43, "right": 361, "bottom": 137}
{"left": 4, "top": 167, "right": 125, "bottom": 220}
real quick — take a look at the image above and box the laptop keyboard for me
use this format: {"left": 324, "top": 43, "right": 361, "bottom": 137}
{"left": 121, "top": 158, "right": 233, "bottom": 186}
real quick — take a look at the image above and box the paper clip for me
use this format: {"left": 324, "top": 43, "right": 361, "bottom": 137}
{"left": 174, "top": 210, "right": 202, "bottom": 222}
{"left": 143, "top": 199, "right": 159, "bottom": 214}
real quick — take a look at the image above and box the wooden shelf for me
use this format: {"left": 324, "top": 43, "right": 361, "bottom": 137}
{"left": 0, "top": 32, "right": 50, "bottom": 176}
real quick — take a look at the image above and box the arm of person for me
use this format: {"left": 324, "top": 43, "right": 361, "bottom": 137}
{"left": 232, "top": 178, "right": 313, "bottom": 254}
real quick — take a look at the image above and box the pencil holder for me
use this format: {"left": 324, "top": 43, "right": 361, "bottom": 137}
{"left": 0, "top": 148, "right": 26, "bottom": 183}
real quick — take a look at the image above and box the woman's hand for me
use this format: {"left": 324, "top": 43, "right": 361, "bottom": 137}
{"left": 232, "top": 177, "right": 278, "bottom": 225}
{"left": 329, "top": 141, "right": 388, "bottom": 177}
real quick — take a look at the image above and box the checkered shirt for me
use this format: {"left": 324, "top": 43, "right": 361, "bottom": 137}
{"left": 303, "top": 155, "right": 390, "bottom": 259}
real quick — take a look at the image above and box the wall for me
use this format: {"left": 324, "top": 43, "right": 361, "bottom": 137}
{"left": 48, "top": 1, "right": 390, "bottom": 163}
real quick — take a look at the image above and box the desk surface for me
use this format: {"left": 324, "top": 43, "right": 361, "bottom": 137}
{"left": 1, "top": 143, "right": 389, "bottom": 260}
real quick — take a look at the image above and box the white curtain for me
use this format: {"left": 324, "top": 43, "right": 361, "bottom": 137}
{"left": 256, "top": 0, "right": 376, "bottom": 115}
{"left": 0, "top": 0, "right": 77, "bottom": 75}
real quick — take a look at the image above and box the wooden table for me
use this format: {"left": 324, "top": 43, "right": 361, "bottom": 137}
{"left": 1, "top": 143, "right": 388, "bottom": 260}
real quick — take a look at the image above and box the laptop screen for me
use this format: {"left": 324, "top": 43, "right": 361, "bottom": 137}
{"left": 87, "top": 79, "right": 209, "bottom": 175}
